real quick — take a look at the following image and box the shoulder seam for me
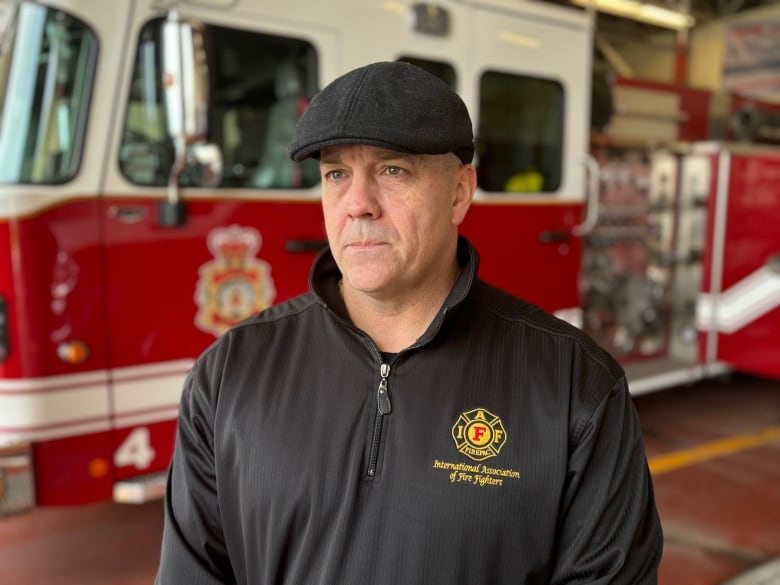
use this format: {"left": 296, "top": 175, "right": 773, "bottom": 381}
{"left": 231, "top": 293, "right": 318, "bottom": 331}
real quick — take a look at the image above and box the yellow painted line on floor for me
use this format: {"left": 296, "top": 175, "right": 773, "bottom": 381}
{"left": 648, "top": 424, "right": 780, "bottom": 476}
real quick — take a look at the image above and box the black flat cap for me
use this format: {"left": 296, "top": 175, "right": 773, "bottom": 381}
{"left": 288, "top": 61, "right": 474, "bottom": 164}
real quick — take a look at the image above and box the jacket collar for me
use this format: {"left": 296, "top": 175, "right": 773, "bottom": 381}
{"left": 310, "top": 236, "right": 480, "bottom": 337}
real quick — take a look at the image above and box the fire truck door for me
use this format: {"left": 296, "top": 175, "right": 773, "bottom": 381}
{"left": 698, "top": 146, "right": 780, "bottom": 379}
{"left": 460, "top": 5, "right": 592, "bottom": 312}
{"left": 102, "top": 14, "right": 336, "bottom": 487}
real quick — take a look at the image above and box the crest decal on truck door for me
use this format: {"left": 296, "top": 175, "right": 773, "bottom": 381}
{"left": 194, "top": 225, "right": 276, "bottom": 336}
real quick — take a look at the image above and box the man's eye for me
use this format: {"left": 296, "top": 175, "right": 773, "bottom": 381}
{"left": 385, "top": 166, "right": 404, "bottom": 176}
{"left": 324, "top": 170, "right": 345, "bottom": 180}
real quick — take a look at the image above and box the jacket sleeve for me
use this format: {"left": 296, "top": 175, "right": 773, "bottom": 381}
{"left": 551, "top": 377, "right": 663, "bottom": 584}
{"left": 155, "top": 365, "right": 236, "bottom": 585}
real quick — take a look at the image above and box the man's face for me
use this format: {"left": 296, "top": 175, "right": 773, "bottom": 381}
{"left": 319, "top": 144, "right": 475, "bottom": 302}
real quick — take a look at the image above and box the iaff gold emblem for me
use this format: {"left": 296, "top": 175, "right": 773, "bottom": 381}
{"left": 194, "top": 225, "right": 276, "bottom": 337}
{"left": 451, "top": 408, "right": 507, "bottom": 461}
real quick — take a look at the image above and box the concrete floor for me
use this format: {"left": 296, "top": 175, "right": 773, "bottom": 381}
{"left": 0, "top": 373, "right": 778, "bottom": 584}
{"left": 640, "top": 374, "right": 780, "bottom": 584}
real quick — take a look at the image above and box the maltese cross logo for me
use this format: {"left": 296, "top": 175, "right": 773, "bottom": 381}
{"left": 451, "top": 408, "right": 507, "bottom": 461}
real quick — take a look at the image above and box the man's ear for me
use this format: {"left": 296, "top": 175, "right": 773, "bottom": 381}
{"left": 452, "top": 163, "right": 477, "bottom": 226}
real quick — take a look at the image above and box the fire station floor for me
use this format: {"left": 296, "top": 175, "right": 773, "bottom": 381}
{"left": 0, "top": 373, "right": 778, "bottom": 585}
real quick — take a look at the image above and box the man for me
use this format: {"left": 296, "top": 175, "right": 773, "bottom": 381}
{"left": 156, "top": 61, "right": 662, "bottom": 584}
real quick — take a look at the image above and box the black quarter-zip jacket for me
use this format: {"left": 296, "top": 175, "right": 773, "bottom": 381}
{"left": 156, "top": 237, "right": 662, "bottom": 585}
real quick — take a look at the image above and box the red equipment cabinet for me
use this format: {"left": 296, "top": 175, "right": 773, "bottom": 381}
{"left": 696, "top": 143, "right": 780, "bottom": 380}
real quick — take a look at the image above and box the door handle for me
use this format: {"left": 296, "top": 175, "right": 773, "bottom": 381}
{"left": 572, "top": 154, "right": 600, "bottom": 237}
{"left": 539, "top": 230, "right": 571, "bottom": 243}
{"left": 108, "top": 205, "right": 147, "bottom": 224}
{"left": 285, "top": 239, "right": 328, "bottom": 253}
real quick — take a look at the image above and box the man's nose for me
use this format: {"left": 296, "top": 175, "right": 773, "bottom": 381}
{"left": 346, "top": 172, "right": 381, "bottom": 218}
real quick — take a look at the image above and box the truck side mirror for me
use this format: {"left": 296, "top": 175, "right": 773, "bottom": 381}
{"left": 159, "top": 10, "right": 222, "bottom": 227}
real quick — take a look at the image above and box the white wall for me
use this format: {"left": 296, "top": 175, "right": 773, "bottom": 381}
{"left": 689, "top": 3, "right": 780, "bottom": 100}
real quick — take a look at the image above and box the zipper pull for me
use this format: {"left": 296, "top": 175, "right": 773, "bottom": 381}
{"left": 377, "top": 362, "right": 391, "bottom": 415}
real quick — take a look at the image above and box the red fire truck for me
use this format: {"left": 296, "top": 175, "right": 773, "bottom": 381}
{"left": 0, "top": 0, "right": 778, "bottom": 516}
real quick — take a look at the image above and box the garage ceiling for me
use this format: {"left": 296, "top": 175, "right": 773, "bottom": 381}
{"left": 542, "top": 0, "right": 780, "bottom": 35}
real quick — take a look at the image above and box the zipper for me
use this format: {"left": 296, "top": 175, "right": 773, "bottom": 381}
{"left": 367, "top": 362, "right": 391, "bottom": 477}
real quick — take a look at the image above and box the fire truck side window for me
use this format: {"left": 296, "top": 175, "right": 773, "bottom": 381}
{"left": 0, "top": 5, "right": 97, "bottom": 184}
{"left": 477, "top": 71, "right": 564, "bottom": 194}
{"left": 120, "top": 20, "right": 319, "bottom": 190}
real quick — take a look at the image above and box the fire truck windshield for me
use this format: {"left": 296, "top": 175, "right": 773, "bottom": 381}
{"left": 0, "top": 4, "right": 96, "bottom": 185}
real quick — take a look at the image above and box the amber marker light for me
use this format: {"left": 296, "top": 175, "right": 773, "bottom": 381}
{"left": 88, "top": 458, "right": 109, "bottom": 478}
{"left": 57, "top": 340, "right": 90, "bottom": 364}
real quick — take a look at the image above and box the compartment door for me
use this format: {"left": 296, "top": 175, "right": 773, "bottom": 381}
{"left": 698, "top": 148, "right": 780, "bottom": 379}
